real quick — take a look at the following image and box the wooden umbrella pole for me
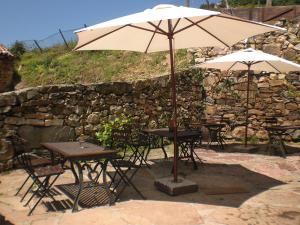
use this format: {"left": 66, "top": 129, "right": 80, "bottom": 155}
{"left": 168, "top": 19, "right": 178, "bottom": 183}
{"left": 245, "top": 64, "right": 252, "bottom": 147}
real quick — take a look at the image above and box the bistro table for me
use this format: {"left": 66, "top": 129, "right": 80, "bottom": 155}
{"left": 265, "top": 125, "right": 300, "bottom": 157}
{"left": 143, "top": 128, "right": 202, "bottom": 169}
{"left": 41, "top": 142, "right": 117, "bottom": 212}
{"left": 190, "top": 122, "right": 226, "bottom": 150}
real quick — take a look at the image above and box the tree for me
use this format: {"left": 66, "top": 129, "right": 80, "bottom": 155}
{"left": 9, "top": 41, "right": 26, "bottom": 59}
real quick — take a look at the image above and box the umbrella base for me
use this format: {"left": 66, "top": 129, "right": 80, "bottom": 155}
{"left": 154, "top": 177, "right": 198, "bottom": 196}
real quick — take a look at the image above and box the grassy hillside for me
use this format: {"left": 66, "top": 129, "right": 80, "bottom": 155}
{"left": 16, "top": 43, "right": 192, "bottom": 87}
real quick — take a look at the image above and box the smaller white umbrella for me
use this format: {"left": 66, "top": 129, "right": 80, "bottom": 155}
{"left": 199, "top": 48, "right": 300, "bottom": 146}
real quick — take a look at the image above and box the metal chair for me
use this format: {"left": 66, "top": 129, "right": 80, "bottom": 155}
{"left": 109, "top": 129, "right": 147, "bottom": 201}
{"left": 18, "top": 153, "right": 64, "bottom": 215}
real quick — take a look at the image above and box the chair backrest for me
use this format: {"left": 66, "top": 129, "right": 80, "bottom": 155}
{"left": 17, "top": 153, "right": 34, "bottom": 174}
{"left": 111, "top": 127, "right": 131, "bottom": 149}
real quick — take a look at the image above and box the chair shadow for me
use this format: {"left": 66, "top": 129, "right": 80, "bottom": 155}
{"left": 115, "top": 159, "right": 285, "bottom": 208}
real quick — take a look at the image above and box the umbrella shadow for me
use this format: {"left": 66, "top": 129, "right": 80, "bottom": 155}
{"left": 207, "top": 143, "right": 300, "bottom": 157}
{"left": 117, "top": 159, "right": 285, "bottom": 208}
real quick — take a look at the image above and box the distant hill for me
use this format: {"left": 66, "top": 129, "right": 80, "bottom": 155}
{"left": 15, "top": 43, "right": 191, "bottom": 88}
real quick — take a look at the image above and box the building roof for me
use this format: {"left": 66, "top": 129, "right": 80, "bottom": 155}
{"left": 0, "top": 44, "right": 14, "bottom": 58}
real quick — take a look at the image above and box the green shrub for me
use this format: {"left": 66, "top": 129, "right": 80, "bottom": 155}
{"left": 10, "top": 41, "right": 26, "bottom": 59}
{"left": 95, "top": 115, "right": 132, "bottom": 147}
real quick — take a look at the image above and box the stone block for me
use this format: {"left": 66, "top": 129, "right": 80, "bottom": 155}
{"left": 25, "top": 119, "right": 45, "bottom": 126}
{"left": 0, "top": 94, "right": 17, "bottom": 107}
{"left": 154, "top": 177, "right": 198, "bottom": 196}
{"left": 4, "top": 117, "right": 26, "bottom": 125}
{"left": 45, "top": 119, "right": 64, "bottom": 126}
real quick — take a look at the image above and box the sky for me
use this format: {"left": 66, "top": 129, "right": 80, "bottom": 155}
{"left": 1, "top": 0, "right": 218, "bottom": 46}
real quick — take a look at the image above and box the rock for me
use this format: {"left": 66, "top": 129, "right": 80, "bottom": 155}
{"left": 257, "top": 82, "right": 269, "bottom": 88}
{"left": 232, "top": 126, "right": 254, "bottom": 139}
{"left": 195, "top": 58, "right": 205, "bottom": 63}
{"left": 292, "top": 130, "right": 300, "bottom": 141}
{"left": 45, "top": 119, "right": 64, "bottom": 126}
{"left": 269, "top": 80, "right": 285, "bottom": 87}
{"left": 0, "top": 139, "right": 14, "bottom": 161}
{"left": 283, "top": 48, "right": 297, "bottom": 60}
{"left": 26, "top": 89, "right": 40, "bottom": 100}
{"left": 0, "top": 94, "right": 17, "bottom": 107}
{"left": 248, "top": 109, "right": 264, "bottom": 116}
{"left": 25, "top": 119, "right": 45, "bottom": 126}
{"left": 262, "top": 43, "right": 281, "bottom": 56}
{"left": 67, "top": 114, "right": 81, "bottom": 126}
{"left": 256, "top": 130, "right": 269, "bottom": 140}
{"left": 293, "top": 43, "right": 300, "bottom": 51}
{"left": 86, "top": 112, "right": 101, "bottom": 125}
{"left": 205, "top": 105, "right": 217, "bottom": 115}
{"left": 285, "top": 103, "right": 298, "bottom": 111}
{"left": 4, "top": 117, "right": 26, "bottom": 125}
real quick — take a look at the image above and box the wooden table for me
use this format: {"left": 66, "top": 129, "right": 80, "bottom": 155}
{"left": 143, "top": 128, "right": 201, "bottom": 169}
{"left": 41, "top": 142, "right": 117, "bottom": 212}
{"left": 265, "top": 125, "right": 300, "bottom": 157}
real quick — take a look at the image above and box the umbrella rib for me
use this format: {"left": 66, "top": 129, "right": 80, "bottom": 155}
{"left": 185, "top": 18, "right": 230, "bottom": 48}
{"left": 128, "top": 24, "right": 165, "bottom": 35}
{"left": 265, "top": 61, "right": 282, "bottom": 73}
{"left": 74, "top": 25, "right": 129, "bottom": 50}
{"left": 172, "top": 18, "right": 181, "bottom": 33}
{"left": 226, "top": 61, "right": 240, "bottom": 72}
{"left": 147, "top": 22, "right": 168, "bottom": 35}
{"left": 173, "top": 16, "right": 213, "bottom": 35}
{"left": 144, "top": 20, "right": 162, "bottom": 53}
{"left": 217, "top": 14, "right": 280, "bottom": 29}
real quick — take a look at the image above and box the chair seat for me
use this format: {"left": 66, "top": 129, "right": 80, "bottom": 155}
{"left": 31, "top": 158, "right": 52, "bottom": 167}
{"left": 110, "top": 160, "right": 139, "bottom": 168}
{"left": 34, "top": 165, "right": 64, "bottom": 177}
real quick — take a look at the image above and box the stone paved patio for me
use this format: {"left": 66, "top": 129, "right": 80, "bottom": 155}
{"left": 1, "top": 147, "right": 300, "bottom": 225}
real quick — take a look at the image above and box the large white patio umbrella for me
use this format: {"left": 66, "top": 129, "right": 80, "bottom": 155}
{"left": 74, "top": 4, "right": 283, "bottom": 182}
{"left": 199, "top": 48, "right": 300, "bottom": 147}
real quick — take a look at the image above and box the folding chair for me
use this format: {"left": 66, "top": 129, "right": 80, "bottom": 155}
{"left": 10, "top": 136, "right": 52, "bottom": 198}
{"left": 109, "top": 130, "right": 147, "bottom": 201}
{"left": 18, "top": 153, "right": 64, "bottom": 215}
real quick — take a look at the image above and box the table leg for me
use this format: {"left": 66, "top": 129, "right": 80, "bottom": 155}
{"left": 70, "top": 161, "right": 79, "bottom": 184}
{"left": 160, "top": 137, "right": 168, "bottom": 159}
{"left": 190, "top": 141, "right": 197, "bottom": 170}
{"left": 72, "top": 161, "right": 83, "bottom": 212}
{"left": 102, "top": 159, "right": 114, "bottom": 205}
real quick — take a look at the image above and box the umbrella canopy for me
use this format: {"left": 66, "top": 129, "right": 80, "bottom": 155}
{"left": 74, "top": 4, "right": 284, "bottom": 182}
{"left": 198, "top": 48, "right": 300, "bottom": 73}
{"left": 75, "top": 4, "right": 283, "bottom": 52}
{"left": 199, "top": 48, "right": 300, "bottom": 146}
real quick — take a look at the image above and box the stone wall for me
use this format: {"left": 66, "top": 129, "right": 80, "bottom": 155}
{"left": 0, "top": 70, "right": 203, "bottom": 169}
{"left": 193, "top": 19, "right": 300, "bottom": 141}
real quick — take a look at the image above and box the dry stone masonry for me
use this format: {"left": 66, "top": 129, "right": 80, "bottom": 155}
{"left": 192, "top": 18, "right": 300, "bottom": 141}
{"left": 0, "top": 70, "right": 203, "bottom": 169}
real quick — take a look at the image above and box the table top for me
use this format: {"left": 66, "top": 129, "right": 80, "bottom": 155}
{"left": 41, "top": 142, "right": 117, "bottom": 160}
{"left": 143, "top": 128, "right": 200, "bottom": 139}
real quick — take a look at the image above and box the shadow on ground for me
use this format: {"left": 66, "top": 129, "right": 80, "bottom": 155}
{"left": 53, "top": 158, "right": 285, "bottom": 210}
